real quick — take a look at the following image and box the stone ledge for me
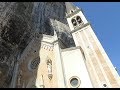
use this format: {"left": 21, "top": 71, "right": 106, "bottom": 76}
{"left": 61, "top": 46, "right": 81, "bottom": 52}
{"left": 70, "top": 22, "right": 90, "bottom": 34}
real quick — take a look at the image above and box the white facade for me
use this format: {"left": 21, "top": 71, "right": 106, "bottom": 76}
{"left": 66, "top": 2, "right": 120, "bottom": 88}
{"left": 61, "top": 47, "right": 93, "bottom": 88}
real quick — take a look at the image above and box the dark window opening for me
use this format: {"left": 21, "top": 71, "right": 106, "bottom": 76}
{"left": 76, "top": 16, "right": 82, "bottom": 24}
{"left": 71, "top": 10, "right": 74, "bottom": 13}
{"left": 71, "top": 19, "right": 77, "bottom": 26}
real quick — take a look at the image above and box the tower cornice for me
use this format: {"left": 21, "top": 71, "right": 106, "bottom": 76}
{"left": 70, "top": 22, "right": 90, "bottom": 34}
{"left": 66, "top": 9, "right": 81, "bottom": 18}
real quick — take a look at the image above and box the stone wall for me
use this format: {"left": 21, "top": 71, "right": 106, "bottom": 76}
{"left": 0, "top": 2, "right": 34, "bottom": 87}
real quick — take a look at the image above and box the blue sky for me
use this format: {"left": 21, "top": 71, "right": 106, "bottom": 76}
{"left": 74, "top": 2, "right": 120, "bottom": 75}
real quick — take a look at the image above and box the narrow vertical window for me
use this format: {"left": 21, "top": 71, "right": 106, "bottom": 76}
{"left": 46, "top": 59, "right": 52, "bottom": 80}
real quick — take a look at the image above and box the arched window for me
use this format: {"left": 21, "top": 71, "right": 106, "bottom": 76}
{"left": 71, "top": 19, "right": 77, "bottom": 26}
{"left": 71, "top": 10, "right": 74, "bottom": 13}
{"left": 76, "top": 16, "right": 82, "bottom": 24}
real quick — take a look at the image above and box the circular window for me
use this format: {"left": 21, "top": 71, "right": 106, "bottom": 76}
{"left": 28, "top": 57, "right": 40, "bottom": 71}
{"left": 103, "top": 84, "right": 107, "bottom": 88}
{"left": 69, "top": 76, "right": 80, "bottom": 88}
{"left": 30, "top": 57, "right": 40, "bottom": 69}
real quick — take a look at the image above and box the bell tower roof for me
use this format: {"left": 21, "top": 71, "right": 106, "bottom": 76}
{"left": 65, "top": 2, "right": 78, "bottom": 14}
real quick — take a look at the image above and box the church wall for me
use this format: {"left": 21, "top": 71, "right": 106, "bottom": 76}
{"left": 61, "top": 47, "right": 93, "bottom": 88}
{"left": 53, "top": 41, "right": 66, "bottom": 88}
{"left": 72, "top": 24, "right": 120, "bottom": 87}
{"left": 36, "top": 42, "right": 58, "bottom": 88}
{"left": 17, "top": 32, "right": 61, "bottom": 88}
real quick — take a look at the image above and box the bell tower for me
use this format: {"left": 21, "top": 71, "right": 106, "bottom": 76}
{"left": 65, "top": 2, "right": 120, "bottom": 88}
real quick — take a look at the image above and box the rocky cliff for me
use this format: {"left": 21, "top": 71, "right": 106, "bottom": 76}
{"left": 0, "top": 2, "right": 75, "bottom": 88}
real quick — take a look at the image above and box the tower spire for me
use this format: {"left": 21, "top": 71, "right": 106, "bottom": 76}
{"left": 65, "top": 2, "right": 78, "bottom": 14}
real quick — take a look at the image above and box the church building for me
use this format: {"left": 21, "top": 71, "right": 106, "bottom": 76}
{"left": 0, "top": 2, "right": 120, "bottom": 88}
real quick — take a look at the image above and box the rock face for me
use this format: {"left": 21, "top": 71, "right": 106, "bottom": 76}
{"left": 0, "top": 2, "right": 75, "bottom": 88}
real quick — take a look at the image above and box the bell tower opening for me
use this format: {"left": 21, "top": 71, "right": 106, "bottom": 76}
{"left": 71, "top": 18, "right": 77, "bottom": 27}
{"left": 71, "top": 15, "right": 83, "bottom": 29}
{"left": 76, "top": 16, "right": 82, "bottom": 24}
